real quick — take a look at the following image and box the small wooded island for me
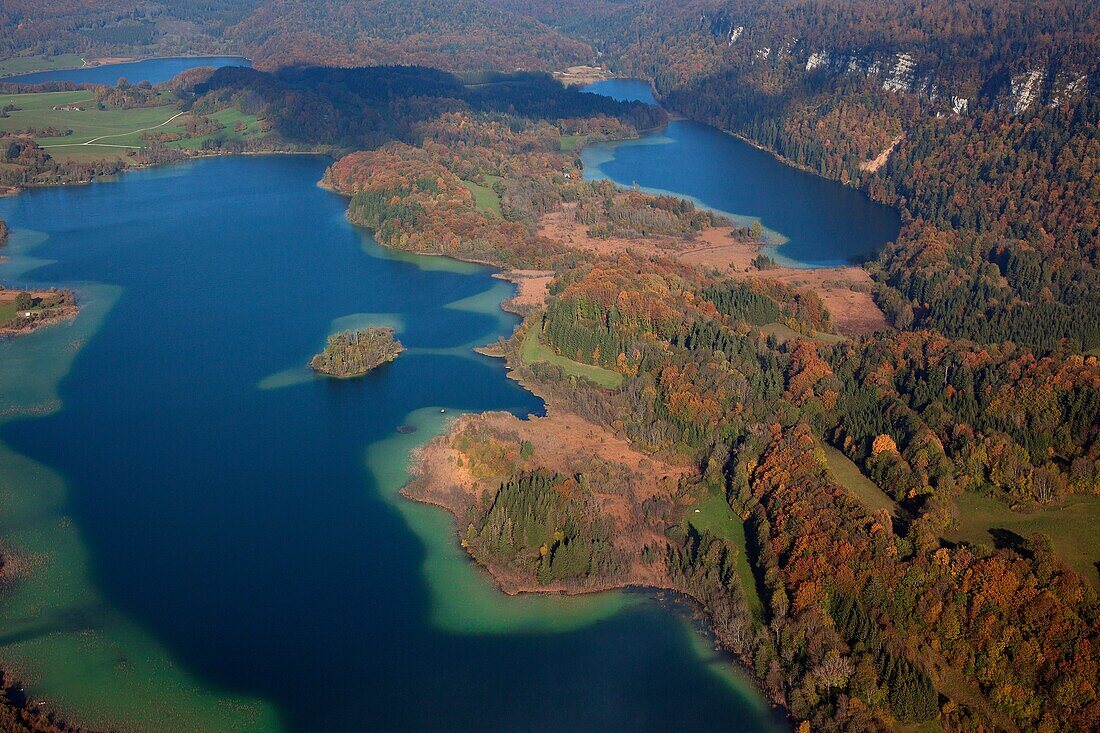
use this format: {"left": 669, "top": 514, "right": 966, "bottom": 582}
{"left": 310, "top": 327, "right": 404, "bottom": 378}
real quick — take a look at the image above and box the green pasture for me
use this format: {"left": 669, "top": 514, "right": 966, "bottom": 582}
{"left": 520, "top": 327, "right": 623, "bottom": 389}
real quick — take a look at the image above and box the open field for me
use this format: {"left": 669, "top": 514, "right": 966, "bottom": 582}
{"left": 0, "top": 53, "right": 85, "bottom": 78}
{"left": 0, "top": 299, "right": 21, "bottom": 323}
{"left": 0, "top": 90, "right": 176, "bottom": 143}
{"left": 559, "top": 134, "right": 584, "bottom": 152}
{"left": 0, "top": 288, "right": 78, "bottom": 335}
{"left": 520, "top": 327, "right": 623, "bottom": 388}
{"left": 946, "top": 491, "right": 1100, "bottom": 589}
{"left": 461, "top": 175, "right": 501, "bottom": 216}
{"left": 0, "top": 91, "right": 265, "bottom": 162}
{"left": 759, "top": 322, "right": 844, "bottom": 346}
{"left": 686, "top": 490, "right": 764, "bottom": 619}
{"left": 146, "top": 107, "right": 266, "bottom": 150}
{"left": 822, "top": 444, "right": 901, "bottom": 517}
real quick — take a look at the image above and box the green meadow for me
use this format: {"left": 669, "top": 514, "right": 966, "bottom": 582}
{"left": 461, "top": 174, "right": 502, "bottom": 216}
{"left": 559, "top": 134, "right": 584, "bottom": 152}
{"left": 520, "top": 327, "right": 623, "bottom": 388}
{"left": 758, "top": 321, "right": 844, "bottom": 345}
{"left": 822, "top": 444, "right": 901, "bottom": 518}
{"left": 686, "top": 491, "right": 764, "bottom": 619}
{"left": 0, "top": 53, "right": 85, "bottom": 78}
{"left": 947, "top": 491, "right": 1100, "bottom": 589}
{"left": 0, "top": 91, "right": 264, "bottom": 161}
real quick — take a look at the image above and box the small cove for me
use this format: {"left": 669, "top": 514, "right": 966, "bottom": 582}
{"left": 583, "top": 78, "right": 901, "bottom": 267}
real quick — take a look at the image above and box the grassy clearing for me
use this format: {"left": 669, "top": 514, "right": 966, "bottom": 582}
{"left": 0, "top": 54, "right": 85, "bottom": 78}
{"left": 946, "top": 491, "right": 1100, "bottom": 589}
{"left": 520, "top": 328, "right": 623, "bottom": 388}
{"left": 822, "top": 445, "right": 900, "bottom": 517}
{"left": 151, "top": 107, "right": 266, "bottom": 150}
{"left": 759, "top": 321, "right": 844, "bottom": 345}
{"left": 461, "top": 175, "right": 501, "bottom": 216}
{"left": 0, "top": 90, "right": 176, "bottom": 143}
{"left": 0, "top": 291, "right": 68, "bottom": 325}
{"left": 687, "top": 490, "right": 764, "bottom": 619}
{"left": 559, "top": 134, "right": 584, "bottom": 152}
{"left": 0, "top": 91, "right": 264, "bottom": 162}
{"left": 0, "top": 301, "right": 22, "bottom": 323}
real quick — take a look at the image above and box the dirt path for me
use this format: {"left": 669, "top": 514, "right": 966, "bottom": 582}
{"left": 40, "top": 110, "right": 185, "bottom": 149}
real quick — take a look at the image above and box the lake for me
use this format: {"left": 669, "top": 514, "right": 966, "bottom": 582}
{"left": 0, "top": 155, "right": 778, "bottom": 732}
{"left": 3, "top": 56, "right": 250, "bottom": 86}
{"left": 583, "top": 78, "right": 901, "bottom": 267}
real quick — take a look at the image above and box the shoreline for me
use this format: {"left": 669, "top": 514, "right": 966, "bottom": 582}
{"left": 0, "top": 289, "right": 79, "bottom": 341}
{"left": 399, "top": 402, "right": 789, "bottom": 715}
{"left": 0, "top": 91, "right": 873, "bottom": 729}
{"left": 2, "top": 147, "right": 333, "bottom": 198}
{"left": 0, "top": 54, "right": 250, "bottom": 80}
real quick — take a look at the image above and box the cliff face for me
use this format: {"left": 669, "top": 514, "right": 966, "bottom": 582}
{"left": 692, "top": 6, "right": 1098, "bottom": 117}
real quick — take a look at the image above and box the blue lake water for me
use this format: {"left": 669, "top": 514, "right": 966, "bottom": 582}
{"left": 583, "top": 78, "right": 901, "bottom": 267}
{"left": 0, "top": 155, "right": 778, "bottom": 732}
{"left": 582, "top": 78, "right": 658, "bottom": 105}
{"left": 3, "top": 56, "right": 250, "bottom": 86}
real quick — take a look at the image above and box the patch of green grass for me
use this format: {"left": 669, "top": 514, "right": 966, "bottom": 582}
{"left": 460, "top": 176, "right": 501, "bottom": 216}
{"left": 822, "top": 444, "right": 901, "bottom": 518}
{"left": 896, "top": 721, "right": 945, "bottom": 733}
{"left": 520, "top": 328, "right": 622, "bottom": 389}
{"left": 163, "top": 108, "right": 266, "bottom": 150}
{"left": 559, "top": 134, "right": 584, "bottom": 152}
{"left": 946, "top": 491, "right": 1100, "bottom": 589}
{"left": 0, "top": 54, "right": 85, "bottom": 78}
{"left": 0, "top": 301, "right": 21, "bottom": 323}
{"left": 758, "top": 321, "right": 843, "bottom": 345}
{"left": 0, "top": 292, "right": 64, "bottom": 325}
{"left": 0, "top": 91, "right": 178, "bottom": 151}
{"left": 0, "top": 92, "right": 266, "bottom": 162}
{"left": 813, "top": 329, "right": 845, "bottom": 345}
{"left": 687, "top": 491, "right": 763, "bottom": 619}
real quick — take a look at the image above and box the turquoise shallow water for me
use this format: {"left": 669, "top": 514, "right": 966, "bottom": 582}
{"left": 583, "top": 78, "right": 901, "bottom": 268}
{"left": 0, "top": 155, "right": 778, "bottom": 732}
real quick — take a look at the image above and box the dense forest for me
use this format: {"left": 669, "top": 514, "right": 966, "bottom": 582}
{"left": 471, "top": 0, "right": 1100, "bottom": 353}
{"left": 466, "top": 470, "right": 625, "bottom": 586}
{"left": 0, "top": 0, "right": 593, "bottom": 73}
{"left": 0, "top": 2, "right": 1098, "bottom": 732}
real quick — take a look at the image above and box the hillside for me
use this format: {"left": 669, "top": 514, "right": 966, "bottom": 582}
{"left": 0, "top": 0, "right": 594, "bottom": 74}
{"left": 490, "top": 0, "right": 1100, "bottom": 352}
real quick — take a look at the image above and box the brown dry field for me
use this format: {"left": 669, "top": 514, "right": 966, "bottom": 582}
{"left": 494, "top": 269, "right": 554, "bottom": 311}
{"left": 539, "top": 203, "right": 887, "bottom": 335}
{"left": 406, "top": 409, "right": 689, "bottom": 591}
